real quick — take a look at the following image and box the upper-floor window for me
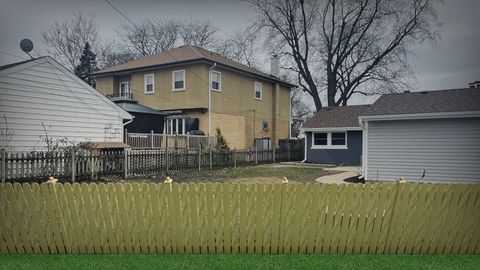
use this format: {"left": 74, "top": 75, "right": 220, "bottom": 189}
{"left": 210, "top": 70, "right": 221, "bottom": 92}
{"left": 144, "top": 74, "right": 154, "bottom": 94}
{"left": 172, "top": 70, "right": 185, "bottom": 91}
{"left": 254, "top": 82, "right": 262, "bottom": 100}
{"left": 119, "top": 81, "right": 131, "bottom": 99}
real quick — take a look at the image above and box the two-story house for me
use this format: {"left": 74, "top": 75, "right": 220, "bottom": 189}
{"left": 92, "top": 45, "right": 294, "bottom": 149}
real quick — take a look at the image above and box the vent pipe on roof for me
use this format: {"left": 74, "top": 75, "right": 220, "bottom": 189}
{"left": 270, "top": 53, "right": 280, "bottom": 78}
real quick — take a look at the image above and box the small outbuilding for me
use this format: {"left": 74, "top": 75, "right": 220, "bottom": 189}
{"left": 360, "top": 88, "right": 480, "bottom": 182}
{"left": 301, "top": 105, "right": 369, "bottom": 165}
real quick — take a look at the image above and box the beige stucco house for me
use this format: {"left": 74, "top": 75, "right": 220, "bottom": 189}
{"left": 92, "top": 45, "right": 294, "bottom": 149}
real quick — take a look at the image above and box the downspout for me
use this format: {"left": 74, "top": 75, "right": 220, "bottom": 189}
{"left": 358, "top": 117, "right": 365, "bottom": 179}
{"left": 123, "top": 118, "right": 134, "bottom": 127}
{"left": 122, "top": 117, "right": 134, "bottom": 144}
{"left": 208, "top": 62, "right": 217, "bottom": 144}
{"left": 300, "top": 128, "right": 307, "bottom": 162}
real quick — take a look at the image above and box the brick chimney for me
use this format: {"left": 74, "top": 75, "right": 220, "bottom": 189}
{"left": 270, "top": 53, "right": 280, "bottom": 78}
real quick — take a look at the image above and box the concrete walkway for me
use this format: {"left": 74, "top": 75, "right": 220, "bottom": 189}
{"left": 315, "top": 166, "right": 361, "bottom": 184}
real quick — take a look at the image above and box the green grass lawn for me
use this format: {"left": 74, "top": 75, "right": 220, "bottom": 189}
{"left": 0, "top": 255, "right": 478, "bottom": 270}
{"left": 165, "top": 165, "right": 337, "bottom": 183}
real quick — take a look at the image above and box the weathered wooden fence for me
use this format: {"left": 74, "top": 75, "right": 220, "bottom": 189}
{"left": 1, "top": 182, "right": 479, "bottom": 254}
{"left": 125, "top": 132, "right": 215, "bottom": 149}
{"left": 0, "top": 148, "right": 304, "bottom": 183}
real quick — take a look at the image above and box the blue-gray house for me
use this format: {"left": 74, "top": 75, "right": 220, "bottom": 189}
{"left": 301, "top": 105, "right": 369, "bottom": 165}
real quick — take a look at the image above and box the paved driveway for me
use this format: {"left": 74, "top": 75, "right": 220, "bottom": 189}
{"left": 315, "top": 166, "right": 361, "bottom": 184}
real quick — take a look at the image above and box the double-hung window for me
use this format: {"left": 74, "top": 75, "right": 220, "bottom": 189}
{"left": 144, "top": 74, "right": 154, "bottom": 94}
{"left": 172, "top": 70, "right": 185, "bottom": 91}
{"left": 210, "top": 70, "right": 221, "bottom": 91}
{"left": 119, "top": 81, "right": 131, "bottom": 99}
{"left": 254, "top": 82, "right": 262, "bottom": 100}
{"left": 312, "top": 132, "right": 347, "bottom": 149}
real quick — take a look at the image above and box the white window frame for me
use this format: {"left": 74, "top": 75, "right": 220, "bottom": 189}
{"left": 119, "top": 81, "right": 131, "bottom": 98}
{"left": 144, "top": 74, "right": 154, "bottom": 94}
{"left": 172, "top": 70, "right": 186, "bottom": 91}
{"left": 210, "top": 70, "right": 222, "bottom": 92}
{"left": 166, "top": 118, "right": 186, "bottom": 135}
{"left": 311, "top": 131, "right": 347, "bottom": 149}
{"left": 254, "top": 82, "right": 263, "bottom": 100}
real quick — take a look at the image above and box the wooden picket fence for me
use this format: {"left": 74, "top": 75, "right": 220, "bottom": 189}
{"left": 1, "top": 182, "right": 479, "bottom": 255}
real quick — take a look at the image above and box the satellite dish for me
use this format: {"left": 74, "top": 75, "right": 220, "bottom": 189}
{"left": 20, "top": 39, "right": 34, "bottom": 59}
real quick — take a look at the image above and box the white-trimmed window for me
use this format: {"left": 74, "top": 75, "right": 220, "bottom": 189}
{"left": 172, "top": 70, "right": 186, "bottom": 91}
{"left": 144, "top": 74, "right": 154, "bottom": 93}
{"left": 166, "top": 118, "right": 186, "bottom": 135}
{"left": 254, "top": 82, "right": 262, "bottom": 100}
{"left": 119, "top": 81, "right": 131, "bottom": 99}
{"left": 312, "top": 132, "right": 347, "bottom": 149}
{"left": 210, "top": 70, "right": 221, "bottom": 91}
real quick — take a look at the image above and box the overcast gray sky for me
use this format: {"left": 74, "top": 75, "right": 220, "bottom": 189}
{"left": 1, "top": 0, "right": 479, "bottom": 105}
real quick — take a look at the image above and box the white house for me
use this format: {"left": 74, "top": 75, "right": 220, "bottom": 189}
{"left": 0, "top": 56, "right": 132, "bottom": 151}
{"left": 359, "top": 88, "right": 480, "bottom": 183}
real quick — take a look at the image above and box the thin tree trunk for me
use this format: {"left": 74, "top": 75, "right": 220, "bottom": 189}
{"left": 327, "top": 72, "right": 337, "bottom": 107}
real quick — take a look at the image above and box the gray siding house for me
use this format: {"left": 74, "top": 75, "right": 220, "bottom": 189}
{"left": 301, "top": 105, "right": 368, "bottom": 165}
{"left": 0, "top": 57, "right": 132, "bottom": 151}
{"left": 360, "top": 88, "right": 480, "bottom": 183}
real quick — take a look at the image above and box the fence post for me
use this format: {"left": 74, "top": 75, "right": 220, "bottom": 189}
{"left": 71, "top": 148, "right": 76, "bottom": 183}
{"left": 124, "top": 147, "right": 128, "bottom": 179}
{"left": 187, "top": 133, "right": 190, "bottom": 150}
{"left": 198, "top": 145, "right": 201, "bottom": 172}
{"left": 150, "top": 130, "right": 154, "bottom": 149}
{"left": 163, "top": 133, "right": 167, "bottom": 148}
{"left": 124, "top": 128, "right": 128, "bottom": 144}
{"left": 233, "top": 148, "right": 237, "bottom": 168}
{"left": 273, "top": 148, "right": 276, "bottom": 163}
{"left": 90, "top": 152, "right": 95, "bottom": 180}
{"left": 166, "top": 147, "right": 170, "bottom": 173}
{"left": 1, "top": 149, "right": 5, "bottom": 184}
{"left": 209, "top": 146, "right": 212, "bottom": 171}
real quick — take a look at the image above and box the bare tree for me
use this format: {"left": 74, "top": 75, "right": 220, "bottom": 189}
{"left": 42, "top": 12, "right": 99, "bottom": 70}
{"left": 290, "top": 83, "right": 313, "bottom": 138}
{"left": 0, "top": 114, "right": 14, "bottom": 150}
{"left": 248, "top": 0, "right": 441, "bottom": 110}
{"left": 180, "top": 18, "right": 218, "bottom": 49}
{"left": 96, "top": 39, "right": 136, "bottom": 69}
{"left": 215, "top": 27, "right": 261, "bottom": 68}
{"left": 119, "top": 19, "right": 180, "bottom": 57}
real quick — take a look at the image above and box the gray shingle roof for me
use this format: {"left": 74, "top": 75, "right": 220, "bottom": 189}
{"left": 92, "top": 44, "right": 295, "bottom": 87}
{"left": 363, "top": 88, "right": 480, "bottom": 116}
{"left": 303, "top": 105, "right": 370, "bottom": 129}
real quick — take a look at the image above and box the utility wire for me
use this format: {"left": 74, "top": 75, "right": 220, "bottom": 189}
{"left": 103, "top": 0, "right": 266, "bottom": 107}
{"left": 102, "top": 0, "right": 292, "bottom": 126}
